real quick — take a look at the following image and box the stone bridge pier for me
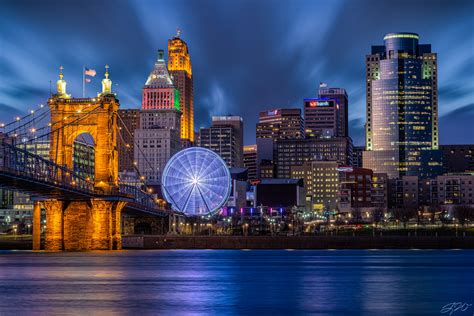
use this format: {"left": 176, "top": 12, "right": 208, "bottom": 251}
{"left": 34, "top": 199, "right": 126, "bottom": 251}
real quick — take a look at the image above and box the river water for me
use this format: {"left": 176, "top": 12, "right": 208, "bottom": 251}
{"left": 0, "top": 250, "right": 472, "bottom": 315}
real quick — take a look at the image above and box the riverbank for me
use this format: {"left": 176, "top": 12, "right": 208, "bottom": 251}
{"left": 2, "top": 235, "right": 473, "bottom": 250}
{"left": 122, "top": 235, "right": 474, "bottom": 249}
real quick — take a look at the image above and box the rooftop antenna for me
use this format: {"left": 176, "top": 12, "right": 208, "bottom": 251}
{"left": 176, "top": 28, "right": 181, "bottom": 38}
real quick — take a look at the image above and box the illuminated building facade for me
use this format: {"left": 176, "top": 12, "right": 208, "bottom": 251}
{"left": 168, "top": 33, "right": 194, "bottom": 143}
{"left": 256, "top": 108, "right": 304, "bottom": 176}
{"left": 275, "top": 137, "right": 353, "bottom": 178}
{"left": 256, "top": 108, "right": 304, "bottom": 141}
{"left": 304, "top": 98, "right": 337, "bottom": 138}
{"left": 243, "top": 145, "right": 257, "bottom": 181}
{"left": 142, "top": 50, "right": 180, "bottom": 111}
{"left": 198, "top": 116, "right": 243, "bottom": 167}
{"left": 291, "top": 160, "right": 340, "bottom": 211}
{"left": 117, "top": 109, "right": 140, "bottom": 173}
{"left": 363, "top": 32, "right": 442, "bottom": 179}
{"left": 134, "top": 109, "right": 181, "bottom": 184}
{"left": 318, "top": 86, "right": 349, "bottom": 137}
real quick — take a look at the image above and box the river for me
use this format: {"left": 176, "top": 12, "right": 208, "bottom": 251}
{"left": 0, "top": 250, "right": 473, "bottom": 315}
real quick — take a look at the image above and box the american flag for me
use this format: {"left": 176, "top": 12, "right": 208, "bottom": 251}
{"left": 84, "top": 67, "right": 96, "bottom": 77}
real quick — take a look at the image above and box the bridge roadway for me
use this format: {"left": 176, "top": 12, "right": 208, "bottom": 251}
{"left": 0, "top": 142, "right": 168, "bottom": 217}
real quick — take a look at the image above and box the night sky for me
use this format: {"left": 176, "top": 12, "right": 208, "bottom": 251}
{"left": 1, "top": 0, "right": 473, "bottom": 146}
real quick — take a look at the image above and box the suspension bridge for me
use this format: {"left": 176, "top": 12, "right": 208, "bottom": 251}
{"left": 0, "top": 67, "right": 175, "bottom": 251}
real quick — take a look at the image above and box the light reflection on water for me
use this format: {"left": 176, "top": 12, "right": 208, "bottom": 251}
{"left": 0, "top": 250, "right": 473, "bottom": 315}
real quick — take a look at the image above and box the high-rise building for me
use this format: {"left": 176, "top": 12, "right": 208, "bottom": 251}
{"left": 198, "top": 116, "right": 244, "bottom": 167}
{"left": 256, "top": 108, "right": 304, "bottom": 141}
{"left": 440, "top": 144, "right": 474, "bottom": 173}
{"left": 256, "top": 108, "right": 304, "bottom": 174}
{"left": 243, "top": 145, "right": 257, "bottom": 181}
{"left": 142, "top": 50, "right": 180, "bottom": 111}
{"left": 363, "top": 32, "right": 442, "bottom": 179}
{"left": 117, "top": 109, "right": 140, "bottom": 173}
{"left": 275, "top": 137, "right": 353, "bottom": 178}
{"left": 318, "top": 86, "right": 349, "bottom": 137}
{"left": 135, "top": 54, "right": 182, "bottom": 184}
{"left": 304, "top": 98, "right": 337, "bottom": 138}
{"left": 134, "top": 109, "right": 181, "bottom": 184}
{"left": 168, "top": 33, "right": 194, "bottom": 143}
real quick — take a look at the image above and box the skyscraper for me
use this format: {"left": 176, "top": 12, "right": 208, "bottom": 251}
{"left": 256, "top": 109, "right": 304, "bottom": 141}
{"left": 275, "top": 137, "right": 353, "bottom": 178}
{"left": 135, "top": 51, "right": 182, "bottom": 183}
{"left": 134, "top": 109, "right": 181, "bottom": 184}
{"left": 318, "top": 86, "right": 349, "bottom": 137}
{"left": 198, "top": 116, "right": 243, "bottom": 167}
{"left": 142, "top": 50, "right": 180, "bottom": 111}
{"left": 256, "top": 108, "right": 304, "bottom": 174}
{"left": 168, "top": 32, "right": 194, "bottom": 143}
{"left": 363, "top": 32, "right": 442, "bottom": 179}
{"left": 304, "top": 98, "right": 338, "bottom": 138}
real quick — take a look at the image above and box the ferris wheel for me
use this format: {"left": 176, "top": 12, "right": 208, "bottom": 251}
{"left": 161, "top": 147, "right": 231, "bottom": 216}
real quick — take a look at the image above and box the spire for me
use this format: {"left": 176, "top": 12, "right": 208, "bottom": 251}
{"left": 176, "top": 28, "right": 181, "bottom": 38}
{"left": 100, "top": 64, "right": 112, "bottom": 96}
{"left": 56, "top": 66, "right": 70, "bottom": 98}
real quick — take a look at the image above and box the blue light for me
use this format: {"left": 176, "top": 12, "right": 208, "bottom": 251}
{"left": 161, "top": 147, "right": 231, "bottom": 216}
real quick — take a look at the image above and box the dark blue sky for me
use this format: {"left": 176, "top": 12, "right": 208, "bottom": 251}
{"left": 1, "top": 0, "right": 473, "bottom": 146}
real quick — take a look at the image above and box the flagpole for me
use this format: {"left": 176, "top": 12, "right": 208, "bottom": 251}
{"left": 82, "top": 65, "right": 85, "bottom": 98}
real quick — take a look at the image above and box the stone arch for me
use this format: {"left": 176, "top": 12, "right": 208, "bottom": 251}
{"left": 48, "top": 96, "right": 119, "bottom": 190}
{"left": 71, "top": 132, "right": 95, "bottom": 181}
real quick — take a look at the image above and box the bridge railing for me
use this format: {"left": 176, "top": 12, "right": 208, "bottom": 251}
{"left": 0, "top": 141, "right": 167, "bottom": 214}
{"left": 118, "top": 183, "right": 165, "bottom": 212}
{"left": 0, "top": 142, "right": 95, "bottom": 194}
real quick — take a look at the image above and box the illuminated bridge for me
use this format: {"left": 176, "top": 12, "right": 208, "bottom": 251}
{"left": 0, "top": 67, "right": 174, "bottom": 250}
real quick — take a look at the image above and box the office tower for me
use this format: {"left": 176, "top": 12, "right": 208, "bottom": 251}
{"left": 256, "top": 108, "right": 304, "bottom": 141}
{"left": 168, "top": 32, "right": 194, "bottom": 143}
{"left": 142, "top": 50, "right": 180, "bottom": 111}
{"left": 440, "top": 144, "right": 474, "bottom": 173}
{"left": 198, "top": 116, "right": 244, "bottom": 168}
{"left": 243, "top": 145, "right": 258, "bottom": 181}
{"left": 256, "top": 108, "right": 304, "bottom": 174}
{"left": 318, "top": 85, "right": 349, "bottom": 137}
{"left": 363, "top": 32, "right": 442, "bottom": 179}
{"left": 135, "top": 53, "right": 182, "bottom": 183}
{"left": 304, "top": 98, "right": 338, "bottom": 138}
{"left": 134, "top": 109, "right": 181, "bottom": 184}
{"left": 117, "top": 109, "right": 140, "bottom": 173}
{"left": 291, "top": 160, "right": 340, "bottom": 211}
{"left": 275, "top": 137, "right": 353, "bottom": 178}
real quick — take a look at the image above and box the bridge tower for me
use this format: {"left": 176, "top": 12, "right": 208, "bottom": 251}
{"left": 36, "top": 66, "right": 126, "bottom": 251}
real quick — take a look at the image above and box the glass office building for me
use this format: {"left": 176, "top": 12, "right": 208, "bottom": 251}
{"left": 363, "top": 32, "right": 442, "bottom": 179}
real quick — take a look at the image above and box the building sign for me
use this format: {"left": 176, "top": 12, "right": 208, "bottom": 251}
{"left": 305, "top": 99, "right": 334, "bottom": 108}
{"left": 337, "top": 166, "right": 354, "bottom": 172}
{"left": 267, "top": 109, "right": 279, "bottom": 116}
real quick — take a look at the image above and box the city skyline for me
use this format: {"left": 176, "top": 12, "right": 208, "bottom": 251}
{"left": 1, "top": 0, "right": 473, "bottom": 146}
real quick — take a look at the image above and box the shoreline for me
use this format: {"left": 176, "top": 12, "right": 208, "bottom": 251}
{"left": 1, "top": 235, "right": 473, "bottom": 250}
{"left": 122, "top": 235, "right": 474, "bottom": 250}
